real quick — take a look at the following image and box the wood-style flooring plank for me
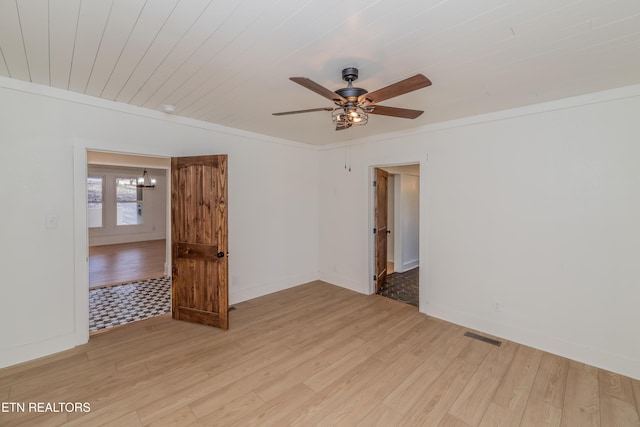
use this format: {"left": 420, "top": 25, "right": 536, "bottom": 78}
{"left": 189, "top": 391, "right": 264, "bottom": 426}
{"left": 0, "top": 411, "right": 68, "bottom": 427}
{"left": 599, "top": 392, "right": 640, "bottom": 427}
{"left": 228, "top": 383, "right": 316, "bottom": 427}
{"left": 101, "top": 411, "right": 142, "bottom": 427}
{"left": 438, "top": 413, "right": 474, "bottom": 427}
{"left": 382, "top": 323, "right": 469, "bottom": 415}
{"left": 520, "top": 397, "right": 563, "bottom": 427}
{"left": 633, "top": 379, "right": 640, "bottom": 416}
{"left": 599, "top": 369, "right": 637, "bottom": 405}
{"left": 0, "top": 281, "right": 636, "bottom": 427}
{"left": 399, "top": 356, "right": 479, "bottom": 426}
{"left": 283, "top": 358, "right": 387, "bottom": 426}
{"left": 599, "top": 369, "right": 640, "bottom": 427}
{"left": 448, "top": 346, "right": 515, "bottom": 426}
{"left": 519, "top": 352, "right": 569, "bottom": 427}
{"left": 355, "top": 404, "right": 405, "bottom": 427}
{"left": 478, "top": 402, "right": 522, "bottom": 427}
{"left": 144, "top": 405, "right": 197, "bottom": 427}
{"left": 491, "top": 345, "right": 543, "bottom": 415}
{"left": 0, "top": 384, "right": 9, "bottom": 400}
{"left": 253, "top": 333, "right": 361, "bottom": 403}
{"left": 89, "top": 239, "right": 166, "bottom": 288}
{"left": 528, "top": 352, "right": 569, "bottom": 408}
{"left": 561, "top": 361, "right": 601, "bottom": 427}
{"left": 315, "top": 352, "right": 422, "bottom": 426}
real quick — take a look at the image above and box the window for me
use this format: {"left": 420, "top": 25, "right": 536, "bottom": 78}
{"left": 116, "top": 178, "right": 143, "bottom": 225}
{"left": 87, "top": 177, "right": 103, "bottom": 228}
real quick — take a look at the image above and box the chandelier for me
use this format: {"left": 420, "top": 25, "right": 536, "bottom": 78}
{"left": 136, "top": 169, "right": 156, "bottom": 189}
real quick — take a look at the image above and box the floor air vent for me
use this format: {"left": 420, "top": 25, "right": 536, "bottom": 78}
{"left": 464, "top": 331, "right": 502, "bottom": 346}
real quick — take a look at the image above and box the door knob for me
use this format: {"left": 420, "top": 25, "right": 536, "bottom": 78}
{"left": 217, "top": 252, "right": 225, "bottom": 258}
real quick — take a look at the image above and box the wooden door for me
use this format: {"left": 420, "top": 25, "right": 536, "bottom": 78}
{"left": 171, "top": 155, "right": 228, "bottom": 329}
{"left": 374, "top": 168, "right": 389, "bottom": 293}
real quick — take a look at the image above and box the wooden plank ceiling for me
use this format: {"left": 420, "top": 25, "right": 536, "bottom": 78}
{"left": 0, "top": 0, "right": 639, "bottom": 145}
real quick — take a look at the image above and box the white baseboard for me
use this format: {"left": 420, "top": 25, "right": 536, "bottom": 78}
{"left": 318, "top": 271, "right": 368, "bottom": 294}
{"left": 229, "top": 272, "right": 319, "bottom": 305}
{"left": 396, "top": 259, "right": 419, "bottom": 273}
{"left": 89, "top": 233, "right": 166, "bottom": 247}
{"left": 402, "top": 259, "right": 419, "bottom": 271}
{"left": 0, "top": 332, "right": 84, "bottom": 370}
{"left": 423, "top": 302, "right": 640, "bottom": 381}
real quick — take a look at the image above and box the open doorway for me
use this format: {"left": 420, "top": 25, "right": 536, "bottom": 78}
{"left": 372, "top": 164, "right": 420, "bottom": 307}
{"left": 86, "top": 151, "right": 172, "bottom": 333}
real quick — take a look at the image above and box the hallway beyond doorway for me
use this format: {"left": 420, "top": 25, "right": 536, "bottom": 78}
{"left": 377, "top": 267, "right": 419, "bottom": 307}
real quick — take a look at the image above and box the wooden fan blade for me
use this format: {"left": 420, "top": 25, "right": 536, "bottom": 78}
{"left": 290, "top": 77, "right": 347, "bottom": 103}
{"left": 360, "top": 74, "right": 431, "bottom": 104}
{"left": 273, "top": 107, "right": 334, "bottom": 116}
{"left": 368, "top": 105, "right": 424, "bottom": 119}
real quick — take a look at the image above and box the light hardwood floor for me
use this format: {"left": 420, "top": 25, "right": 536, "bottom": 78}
{"left": 1, "top": 281, "right": 638, "bottom": 426}
{"left": 89, "top": 240, "right": 166, "bottom": 288}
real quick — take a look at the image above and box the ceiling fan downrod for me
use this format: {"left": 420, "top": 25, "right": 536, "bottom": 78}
{"left": 335, "top": 67, "right": 368, "bottom": 101}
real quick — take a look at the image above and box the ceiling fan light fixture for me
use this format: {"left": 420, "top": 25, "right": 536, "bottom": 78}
{"left": 331, "top": 107, "right": 368, "bottom": 128}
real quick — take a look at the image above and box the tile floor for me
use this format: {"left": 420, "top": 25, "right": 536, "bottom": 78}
{"left": 377, "top": 267, "right": 419, "bottom": 307}
{"left": 89, "top": 276, "right": 171, "bottom": 333}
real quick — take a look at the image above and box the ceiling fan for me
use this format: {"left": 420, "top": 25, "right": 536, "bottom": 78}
{"left": 273, "top": 67, "right": 432, "bottom": 131}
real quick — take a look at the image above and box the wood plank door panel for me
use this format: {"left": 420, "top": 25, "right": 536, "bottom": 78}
{"left": 171, "top": 155, "right": 228, "bottom": 329}
{"left": 375, "top": 168, "right": 389, "bottom": 293}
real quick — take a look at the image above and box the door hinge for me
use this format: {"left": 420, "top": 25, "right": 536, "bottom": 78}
{"left": 373, "top": 228, "right": 377, "bottom": 234}
{"left": 373, "top": 180, "right": 377, "bottom": 187}
{"left": 373, "top": 274, "right": 377, "bottom": 281}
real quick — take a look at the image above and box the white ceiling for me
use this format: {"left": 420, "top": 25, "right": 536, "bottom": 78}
{"left": 1, "top": 0, "right": 639, "bottom": 145}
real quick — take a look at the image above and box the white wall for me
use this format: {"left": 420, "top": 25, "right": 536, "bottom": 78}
{"left": 387, "top": 174, "right": 395, "bottom": 263}
{"left": 0, "top": 78, "right": 319, "bottom": 368}
{"left": 395, "top": 174, "right": 420, "bottom": 272}
{"left": 381, "top": 165, "right": 420, "bottom": 272}
{"left": 318, "top": 86, "right": 640, "bottom": 380}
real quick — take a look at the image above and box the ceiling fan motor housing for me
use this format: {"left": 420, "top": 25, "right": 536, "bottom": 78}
{"left": 336, "top": 67, "right": 368, "bottom": 101}
{"left": 341, "top": 67, "right": 359, "bottom": 82}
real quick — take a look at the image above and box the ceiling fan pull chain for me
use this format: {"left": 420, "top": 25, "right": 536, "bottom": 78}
{"left": 344, "top": 144, "right": 347, "bottom": 170}
{"left": 344, "top": 141, "right": 351, "bottom": 172}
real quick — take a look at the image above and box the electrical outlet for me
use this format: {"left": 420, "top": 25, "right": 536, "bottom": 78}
{"left": 494, "top": 300, "right": 501, "bottom": 312}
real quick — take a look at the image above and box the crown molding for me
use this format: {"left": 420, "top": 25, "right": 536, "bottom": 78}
{"left": 318, "top": 83, "right": 640, "bottom": 151}
{"left": 0, "top": 76, "right": 317, "bottom": 151}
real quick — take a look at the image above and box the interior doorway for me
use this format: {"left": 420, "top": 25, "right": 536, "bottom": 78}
{"left": 86, "top": 151, "right": 172, "bottom": 333}
{"left": 371, "top": 163, "right": 420, "bottom": 307}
